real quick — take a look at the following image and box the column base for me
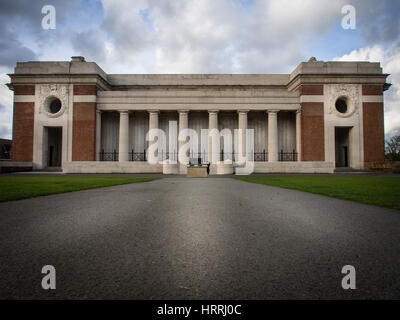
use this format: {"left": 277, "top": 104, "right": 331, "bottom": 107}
{"left": 210, "top": 162, "right": 234, "bottom": 175}
{"left": 163, "top": 160, "right": 179, "bottom": 174}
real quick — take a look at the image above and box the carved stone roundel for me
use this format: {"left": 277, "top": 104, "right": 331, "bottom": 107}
{"left": 38, "top": 84, "right": 69, "bottom": 118}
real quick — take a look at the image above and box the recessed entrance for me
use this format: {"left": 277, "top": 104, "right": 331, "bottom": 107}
{"left": 335, "top": 127, "right": 351, "bottom": 168}
{"left": 46, "top": 127, "right": 62, "bottom": 167}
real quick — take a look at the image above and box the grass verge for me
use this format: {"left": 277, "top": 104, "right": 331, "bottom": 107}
{"left": 235, "top": 176, "right": 400, "bottom": 210}
{"left": 0, "top": 176, "right": 156, "bottom": 202}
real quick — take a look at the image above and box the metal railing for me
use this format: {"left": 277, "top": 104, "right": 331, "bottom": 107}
{"left": 160, "top": 150, "right": 178, "bottom": 161}
{"left": 189, "top": 150, "right": 208, "bottom": 163}
{"left": 129, "top": 149, "right": 146, "bottom": 161}
{"left": 99, "top": 149, "right": 298, "bottom": 162}
{"left": 253, "top": 150, "right": 268, "bottom": 162}
{"left": 99, "top": 150, "right": 118, "bottom": 161}
{"left": 278, "top": 150, "right": 298, "bottom": 162}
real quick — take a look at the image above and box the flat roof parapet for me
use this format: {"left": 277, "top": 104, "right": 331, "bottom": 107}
{"left": 9, "top": 58, "right": 388, "bottom": 89}
{"left": 290, "top": 60, "right": 384, "bottom": 81}
{"left": 107, "top": 74, "right": 290, "bottom": 86}
{"left": 13, "top": 60, "right": 107, "bottom": 81}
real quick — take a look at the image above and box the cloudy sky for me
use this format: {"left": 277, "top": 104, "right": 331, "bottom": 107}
{"left": 0, "top": 0, "right": 399, "bottom": 139}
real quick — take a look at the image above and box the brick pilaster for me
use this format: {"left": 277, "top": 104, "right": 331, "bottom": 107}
{"left": 72, "top": 85, "right": 97, "bottom": 161}
{"left": 12, "top": 85, "right": 35, "bottom": 162}
{"left": 299, "top": 85, "right": 325, "bottom": 161}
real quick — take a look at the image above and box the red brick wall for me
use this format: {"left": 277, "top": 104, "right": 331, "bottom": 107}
{"left": 299, "top": 85, "right": 324, "bottom": 96}
{"left": 362, "top": 85, "right": 384, "bottom": 96}
{"left": 72, "top": 102, "right": 96, "bottom": 161}
{"left": 14, "top": 85, "right": 35, "bottom": 95}
{"left": 73, "top": 85, "right": 97, "bottom": 95}
{"left": 362, "top": 85, "right": 385, "bottom": 164}
{"left": 301, "top": 102, "right": 325, "bottom": 161}
{"left": 363, "top": 102, "right": 385, "bottom": 163}
{"left": 12, "top": 102, "right": 35, "bottom": 162}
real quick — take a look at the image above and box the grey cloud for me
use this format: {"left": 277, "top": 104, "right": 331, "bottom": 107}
{"left": 0, "top": 0, "right": 80, "bottom": 68}
{"left": 386, "top": 128, "right": 400, "bottom": 139}
{"left": 66, "top": 0, "right": 348, "bottom": 73}
{"left": 101, "top": 5, "right": 155, "bottom": 54}
{"left": 71, "top": 29, "right": 108, "bottom": 62}
{"left": 0, "top": 124, "right": 11, "bottom": 139}
{"left": 147, "top": 0, "right": 344, "bottom": 73}
{"left": 0, "top": 37, "right": 37, "bottom": 66}
{"left": 66, "top": 1, "right": 156, "bottom": 71}
{"left": 350, "top": 0, "right": 400, "bottom": 45}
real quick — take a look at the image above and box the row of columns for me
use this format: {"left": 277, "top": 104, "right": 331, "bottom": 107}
{"left": 95, "top": 109, "right": 302, "bottom": 162}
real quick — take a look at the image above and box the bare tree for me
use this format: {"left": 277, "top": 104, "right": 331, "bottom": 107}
{"left": 385, "top": 135, "right": 400, "bottom": 161}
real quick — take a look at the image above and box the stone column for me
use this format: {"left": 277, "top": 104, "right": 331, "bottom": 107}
{"left": 208, "top": 110, "right": 218, "bottom": 163}
{"left": 178, "top": 110, "right": 189, "bottom": 173}
{"left": 148, "top": 110, "right": 159, "bottom": 162}
{"left": 296, "top": 109, "right": 302, "bottom": 162}
{"left": 238, "top": 110, "right": 248, "bottom": 160}
{"left": 268, "top": 110, "right": 279, "bottom": 162}
{"left": 95, "top": 110, "right": 102, "bottom": 161}
{"left": 118, "top": 110, "right": 130, "bottom": 162}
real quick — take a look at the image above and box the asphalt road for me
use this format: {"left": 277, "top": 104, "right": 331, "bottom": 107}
{"left": 0, "top": 177, "right": 399, "bottom": 299}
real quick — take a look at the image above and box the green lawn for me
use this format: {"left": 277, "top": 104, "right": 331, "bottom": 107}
{"left": 236, "top": 177, "right": 400, "bottom": 210}
{"left": 0, "top": 176, "right": 156, "bottom": 202}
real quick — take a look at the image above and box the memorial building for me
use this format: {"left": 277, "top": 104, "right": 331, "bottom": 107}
{"left": 7, "top": 56, "right": 390, "bottom": 174}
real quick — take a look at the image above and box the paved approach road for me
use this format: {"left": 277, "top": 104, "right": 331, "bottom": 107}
{"left": 0, "top": 177, "right": 399, "bottom": 299}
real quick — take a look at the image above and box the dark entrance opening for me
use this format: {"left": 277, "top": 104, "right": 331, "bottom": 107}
{"left": 335, "top": 127, "right": 351, "bottom": 168}
{"left": 47, "top": 127, "right": 62, "bottom": 167}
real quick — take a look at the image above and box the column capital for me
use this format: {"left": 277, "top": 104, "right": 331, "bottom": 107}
{"left": 208, "top": 110, "right": 219, "bottom": 114}
{"left": 296, "top": 109, "right": 302, "bottom": 114}
{"left": 118, "top": 109, "right": 129, "bottom": 114}
{"left": 148, "top": 109, "right": 160, "bottom": 114}
{"left": 96, "top": 109, "right": 103, "bottom": 114}
{"left": 237, "top": 110, "right": 249, "bottom": 114}
{"left": 178, "top": 109, "right": 189, "bottom": 114}
{"left": 267, "top": 109, "right": 280, "bottom": 114}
